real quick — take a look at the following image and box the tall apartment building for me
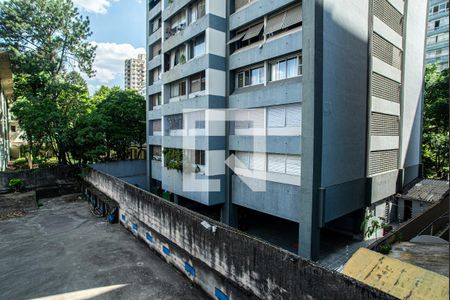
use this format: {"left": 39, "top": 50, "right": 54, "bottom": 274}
{"left": 125, "top": 53, "right": 147, "bottom": 91}
{"left": 146, "top": 0, "right": 427, "bottom": 260}
{"left": 426, "top": 0, "right": 449, "bottom": 70}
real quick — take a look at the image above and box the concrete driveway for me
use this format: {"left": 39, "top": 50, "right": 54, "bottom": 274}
{"left": 0, "top": 195, "right": 208, "bottom": 300}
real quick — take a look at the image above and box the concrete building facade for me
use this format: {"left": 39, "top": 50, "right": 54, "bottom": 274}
{"left": 125, "top": 53, "right": 147, "bottom": 91}
{"left": 426, "top": 0, "right": 449, "bottom": 70}
{"left": 146, "top": 0, "right": 427, "bottom": 260}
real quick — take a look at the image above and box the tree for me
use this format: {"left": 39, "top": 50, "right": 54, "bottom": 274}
{"left": 0, "top": 0, "right": 96, "bottom": 168}
{"left": 423, "top": 65, "right": 449, "bottom": 179}
{"left": 96, "top": 87, "right": 146, "bottom": 160}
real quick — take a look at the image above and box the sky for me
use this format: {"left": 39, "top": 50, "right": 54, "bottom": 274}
{"left": 73, "top": 0, "right": 146, "bottom": 94}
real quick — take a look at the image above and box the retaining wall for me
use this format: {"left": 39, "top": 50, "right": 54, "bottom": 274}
{"left": 84, "top": 167, "right": 394, "bottom": 300}
{"left": 0, "top": 165, "right": 80, "bottom": 191}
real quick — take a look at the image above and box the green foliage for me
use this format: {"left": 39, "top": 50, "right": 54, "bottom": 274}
{"left": 423, "top": 65, "right": 449, "bottom": 179}
{"left": 0, "top": 0, "right": 96, "bottom": 168}
{"left": 13, "top": 157, "right": 28, "bottom": 168}
{"left": 361, "top": 212, "right": 386, "bottom": 239}
{"left": 163, "top": 148, "right": 183, "bottom": 172}
{"left": 378, "top": 244, "right": 392, "bottom": 255}
{"left": 8, "top": 178, "right": 24, "bottom": 192}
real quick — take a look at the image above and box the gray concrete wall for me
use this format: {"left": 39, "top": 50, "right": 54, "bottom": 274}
{"left": 400, "top": 0, "right": 427, "bottom": 186}
{"left": 232, "top": 175, "right": 301, "bottom": 222}
{"left": 229, "top": 29, "right": 302, "bottom": 71}
{"left": 229, "top": 77, "right": 302, "bottom": 109}
{"left": 0, "top": 165, "right": 80, "bottom": 190}
{"left": 90, "top": 161, "right": 148, "bottom": 190}
{"left": 85, "top": 167, "right": 394, "bottom": 300}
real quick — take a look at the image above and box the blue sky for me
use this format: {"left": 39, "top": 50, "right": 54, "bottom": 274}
{"left": 73, "top": 0, "right": 146, "bottom": 94}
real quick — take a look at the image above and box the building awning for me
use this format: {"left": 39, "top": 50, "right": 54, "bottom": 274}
{"left": 227, "top": 31, "right": 247, "bottom": 45}
{"left": 242, "top": 23, "right": 264, "bottom": 41}
{"left": 281, "top": 5, "right": 302, "bottom": 29}
{"left": 265, "top": 11, "right": 286, "bottom": 35}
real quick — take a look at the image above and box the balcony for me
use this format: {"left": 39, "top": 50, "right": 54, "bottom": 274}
{"left": 162, "top": 0, "right": 191, "bottom": 21}
{"left": 229, "top": 76, "right": 302, "bottom": 108}
{"left": 149, "top": 1, "right": 161, "bottom": 21}
{"left": 229, "top": 28, "right": 302, "bottom": 70}
{"left": 162, "top": 54, "right": 225, "bottom": 84}
{"left": 230, "top": 0, "right": 298, "bottom": 30}
{"left": 162, "top": 135, "right": 225, "bottom": 151}
{"left": 148, "top": 54, "right": 162, "bottom": 70}
{"left": 163, "top": 14, "right": 225, "bottom": 52}
{"left": 228, "top": 136, "right": 301, "bottom": 155}
{"left": 148, "top": 80, "right": 162, "bottom": 95}
{"left": 161, "top": 95, "right": 226, "bottom": 116}
{"left": 149, "top": 27, "right": 162, "bottom": 45}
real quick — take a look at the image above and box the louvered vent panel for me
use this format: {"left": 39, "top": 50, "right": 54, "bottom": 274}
{"left": 369, "top": 149, "right": 399, "bottom": 175}
{"left": 372, "top": 73, "right": 401, "bottom": 103}
{"left": 371, "top": 113, "right": 399, "bottom": 136}
{"left": 373, "top": 33, "right": 402, "bottom": 69}
{"left": 373, "top": 0, "right": 403, "bottom": 35}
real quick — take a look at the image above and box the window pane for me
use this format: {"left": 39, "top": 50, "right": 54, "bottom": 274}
{"left": 251, "top": 67, "right": 264, "bottom": 85}
{"left": 237, "top": 72, "right": 244, "bottom": 88}
{"left": 286, "top": 156, "right": 301, "bottom": 176}
{"left": 286, "top": 104, "right": 302, "bottom": 127}
{"left": 179, "top": 81, "right": 186, "bottom": 95}
{"left": 251, "top": 153, "right": 265, "bottom": 171}
{"left": 245, "top": 70, "right": 250, "bottom": 86}
{"left": 286, "top": 57, "right": 298, "bottom": 78}
{"left": 278, "top": 60, "right": 286, "bottom": 80}
{"left": 190, "top": 74, "right": 201, "bottom": 92}
{"left": 268, "top": 106, "right": 286, "bottom": 127}
{"left": 198, "top": 0, "right": 205, "bottom": 18}
{"left": 171, "top": 82, "right": 179, "bottom": 97}
{"left": 268, "top": 154, "right": 286, "bottom": 173}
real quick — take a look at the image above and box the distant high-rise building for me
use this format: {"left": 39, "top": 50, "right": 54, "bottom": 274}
{"left": 146, "top": 0, "right": 427, "bottom": 260}
{"left": 426, "top": 0, "right": 449, "bottom": 70}
{"left": 125, "top": 54, "right": 146, "bottom": 91}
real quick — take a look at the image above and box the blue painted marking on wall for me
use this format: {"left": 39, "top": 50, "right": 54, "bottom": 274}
{"left": 215, "top": 288, "right": 229, "bottom": 300}
{"left": 121, "top": 214, "right": 126, "bottom": 221}
{"left": 132, "top": 223, "right": 138, "bottom": 231}
{"left": 162, "top": 246, "right": 170, "bottom": 256}
{"left": 146, "top": 232, "right": 153, "bottom": 242}
{"left": 184, "top": 262, "right": 196, "bottom": 277}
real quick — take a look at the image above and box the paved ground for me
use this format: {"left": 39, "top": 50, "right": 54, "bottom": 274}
{"left": 0, "top": 195, "right": 208, "bottom": 300}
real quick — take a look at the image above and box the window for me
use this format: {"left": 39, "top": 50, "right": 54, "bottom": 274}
{"left": 234, "top": 0, "right": 255, "bottom": 11}
{"left": 236, "top": 66, "right": 264, "bottom": 88}
{"left": 151, "top": 16, "right": 161, "bottom": 33}
{"left": 167, "top": 10, "right": 187, "bottom": 38}
{"left": 268, "top": 154, "right": 301, "bottom": 176}
{"left": 268, "top": 104, "right": 302, "bottom": 128}
{"left": 229, "top": 22, "right": 264, "bottom": 52}
{"left": 190, "top": 72, "right": 206, "bottom": 93}
{"left": 152, "top": 94, "right": 161, "bottom": 107}
{"left": 152, "top": 67, "right": 161, "bottom": 83}
{"left": 166, "top": 114, "right": 183, "bottom": 133}
{"left": 170, "top": 80, "right": 186, "bottom": 98}
{"left": 270, "top": 54, "right": 302, "bottom": 81}
{"left": 265, "top": 5, "right": 302, "bottom": 36}
{"left": 190, "top": 35, "right": 205, "bottom": 59}
{"left": 190, "top": 0, "right": 205, "bottom": 24}
{"left": 152, "top": 120, "right": 161, "bottom": 135}
{"left": 195, "top": 150, "right": 205, "bottom": 165}
{"left": 10, "top": 125, "right": 16, "bottom": 132}
{"left": 152, "top": 42, "right": 161, "bottom": 58}
{"left": 152, "top": 146, "right": 162, "bottom": 161}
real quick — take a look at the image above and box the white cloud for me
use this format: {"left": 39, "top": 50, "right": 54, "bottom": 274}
{"left": 86, "top": 42, "right": 145, "bottom": 93}
{"left": 73, "top": 0, "right": 117, "bottom": 14}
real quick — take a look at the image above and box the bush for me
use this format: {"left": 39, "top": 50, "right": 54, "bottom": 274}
{"left": 8, "top": 178, "right": 25, "bottom": 192}
{"left": 378, "top": 244, "right": 392, "bottom": 255}
{"left": 38, "top": 157, "right": 59, "bottom": 168}
{"left": 13, "top": 157, "right": 28, "bottom": 169}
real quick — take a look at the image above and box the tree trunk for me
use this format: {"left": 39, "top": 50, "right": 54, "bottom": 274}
{"left": 27, "top": 138, "right": 33, "bottom": 170}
